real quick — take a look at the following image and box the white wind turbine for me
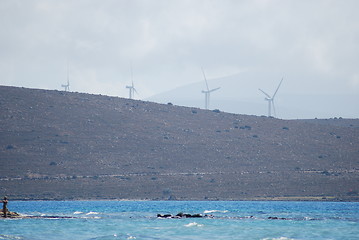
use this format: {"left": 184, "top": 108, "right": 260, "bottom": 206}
{"left": 126, "top": 65, "right": 137, "bottom": 99}
{"left": 258, "top": 78, "right": 283, "bottom": 117}
{"left": 201, "top": 68, "right": 220, "bottom": 110}
{"left": 61, "top": 62, "right": 70, "bottom": 92}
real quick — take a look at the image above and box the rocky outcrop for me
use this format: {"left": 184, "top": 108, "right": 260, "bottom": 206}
{"left": 0, "top": 210, "right": 21, "bottom": 218}
{"left": 157, "top": 212, "right": 212, "bottom": 218}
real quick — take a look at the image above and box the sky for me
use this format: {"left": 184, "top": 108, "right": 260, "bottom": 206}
{"left": 1, "top": 0, "right": 358, "bottom": 118}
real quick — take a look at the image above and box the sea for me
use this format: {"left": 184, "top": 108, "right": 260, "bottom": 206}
{"left": 1, "top": 201, "right": 358, "bottom": 240}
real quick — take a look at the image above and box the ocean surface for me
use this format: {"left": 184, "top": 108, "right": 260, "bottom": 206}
{"left": 1, "top": 201, "right": 358, "bottom": 240}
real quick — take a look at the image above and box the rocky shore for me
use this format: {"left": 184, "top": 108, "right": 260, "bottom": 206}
{"left": 157, "top": 212, "right": 211, "bottom": 219}
{"left": 0, "top": 210, "right": 21, "bottom": 218}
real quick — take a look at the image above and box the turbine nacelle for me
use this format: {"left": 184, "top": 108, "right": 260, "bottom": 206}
{"left": 202, "top": 87, "right": 220, "bottom": 94}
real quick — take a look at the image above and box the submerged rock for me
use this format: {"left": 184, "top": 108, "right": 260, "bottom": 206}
{"left": 157, "top": 212, "right": 210, "bottom": 219}
{"left": 268, "top": 216, "right": 288, "bottom": 220}
{"left": 0, "top": 210, "right": 21, "bottom": 218}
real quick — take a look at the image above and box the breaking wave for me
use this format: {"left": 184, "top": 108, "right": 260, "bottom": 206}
{"left": 184, "top": 222, "right": 204, "bottom": 227}
{"left": 203, "top": 210, "right": 228, "bottom": 214}
{"left": 0, "top": 235, "right": 24, "bottom": 240}
{"left": 86, "top": 211, "right": 100, "bottom": 215}
{"left": 262, "top": 238, "right": 297, "bottom": 240}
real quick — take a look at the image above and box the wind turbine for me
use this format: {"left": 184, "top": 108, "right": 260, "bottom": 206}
{"left": 126, "top": 65, "right": 137, "bottom": 99}
{"left": 201, "top": 68, "right": 220, "bottom": 110}
{"left": 61, "top": 62, "right": 70, "bottom": 91}
{"left": 258, "top": 78, "right": 283, "bottom": 117}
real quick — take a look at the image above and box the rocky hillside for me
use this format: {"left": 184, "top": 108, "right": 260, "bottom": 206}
{"left": 0, "top": 85, "right": 358, "bottom": 201}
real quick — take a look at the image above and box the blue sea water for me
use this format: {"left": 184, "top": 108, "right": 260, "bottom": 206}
{"left": 0, "top": 201, "right": 358, "bottom": 240}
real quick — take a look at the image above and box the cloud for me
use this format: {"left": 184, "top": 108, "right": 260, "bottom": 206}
{"left": 0, "top": 0, "right": 358, "bottom": 101}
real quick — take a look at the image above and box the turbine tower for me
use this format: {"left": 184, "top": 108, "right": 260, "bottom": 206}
{"left": 61, "top": 62, "right": 70, "bottom": 91}
{"left": 126, "top": 65, "right": 137, "bottom": 99}
{"left": 201, "top": 68, "right": 220, "bottom": 110}
{"left": 258, "top": 78, "right": 283, "bottom": 117}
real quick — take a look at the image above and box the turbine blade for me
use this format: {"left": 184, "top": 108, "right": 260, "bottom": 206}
{"left": 272, "top": 77, "right": 283, "bottom": 99}
{"left": 209, "top": 87, "right": 220, "bottom": 93}
{"left": 201, "top": 67, "right": 210, "bottom": 91}
{"left": 258, "top": 88, "right": 271, "bottom": 98}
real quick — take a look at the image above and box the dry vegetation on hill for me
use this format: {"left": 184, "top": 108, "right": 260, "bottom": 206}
{"left": 0, "top": 86, "right": 358, "bottom": 201}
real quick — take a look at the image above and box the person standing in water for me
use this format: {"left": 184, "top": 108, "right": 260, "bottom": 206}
{"left": 2, "top": 196, "right": 8, "bottom": 217}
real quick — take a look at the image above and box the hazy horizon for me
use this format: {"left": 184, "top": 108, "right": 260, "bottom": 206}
{"left": 1, "top": 0, "right": 358, "bottom": 118}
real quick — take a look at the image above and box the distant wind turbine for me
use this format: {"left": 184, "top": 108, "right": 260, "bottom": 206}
{"left": 201, "top": 68, "right": 220, "bottom": 110}
{"left": 258, "top": 78, "right": 283, "bottom": 117}
{"left": 126, "top": 65, "right": 137, "bottom": 99}
{"left": 61, "top": 62, "right": 70, "bottom": 92}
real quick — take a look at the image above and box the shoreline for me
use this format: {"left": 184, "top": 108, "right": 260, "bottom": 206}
{"left": 6, "top": 195, "right": 359, "bottom": 202}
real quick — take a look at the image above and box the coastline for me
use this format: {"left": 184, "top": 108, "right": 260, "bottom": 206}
{"left": 7, "top": 195, "right": 359, "bottom": 202}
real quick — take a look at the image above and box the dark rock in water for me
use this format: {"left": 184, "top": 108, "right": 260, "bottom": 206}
{"left": 25, "top": 215, "right": 77, "bottom": 219}
{"left": 268, "top": 216, "right": 288, "bottom": 220}
{"left": 1, "top": 210, "right": 77, "bottom": 219}
{"left": 157, "top": 212, "right": 206, "bottom": 219}
{"left": 157, "top": 214, "right": 173, "bottom": 218}
{"left": 0, "top": 210, "right": 21, "bottom": 218}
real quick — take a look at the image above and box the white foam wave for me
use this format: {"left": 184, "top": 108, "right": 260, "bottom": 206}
{"left": 203, "top": 210, "right": 228, "bottom": 214}
{"left": 73, "top": 211, "right": 83, "bottom": 214}
{"left": 262, "top": 237, "right": 296, "bottom": 240}
{"left": 86, "top": 211, "right": 99, "bottom": 215}
{"left": 0, "top": 234, "right": 24, "bottom": 240}
{"left": 184, "top": 222, "right": 204, "bottom": 227}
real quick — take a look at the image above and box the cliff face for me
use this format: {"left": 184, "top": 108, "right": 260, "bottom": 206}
{"left": 0, "top": 85, "right": 358, "bottom": 201}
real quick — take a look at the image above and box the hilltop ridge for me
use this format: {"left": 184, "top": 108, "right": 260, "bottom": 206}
{"left": 0, "top": 85, "right": 358, "bottom": 201}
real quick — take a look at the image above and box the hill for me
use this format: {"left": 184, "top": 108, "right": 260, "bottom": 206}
{"left": 0, "top": 85, "right": 358, "bottom": 201}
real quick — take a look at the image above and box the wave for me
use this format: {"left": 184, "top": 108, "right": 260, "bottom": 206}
{"left": 0, "top": 235, "right": 24, "bottom": 240}
{"left": 184, "top": 222, "right": 204, "bottom": 227}
{"left": 203, "top": 210, "right": 228, "bottom": 214}
{"left": 262, "top": 237, "right": 297, "bottom": 240}
{"left": 87, "top": 233, "right": 137, "bottom": 240}
{"left": 73, "top": 211, "right": 83, "bottom": 214}
{"left": 86, "top": 211, "right": 100, "bottom": 215}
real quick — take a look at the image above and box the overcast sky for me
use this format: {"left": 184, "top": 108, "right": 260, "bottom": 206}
{"left": 1, "top": 0, "right": 358, "bottom": 116}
